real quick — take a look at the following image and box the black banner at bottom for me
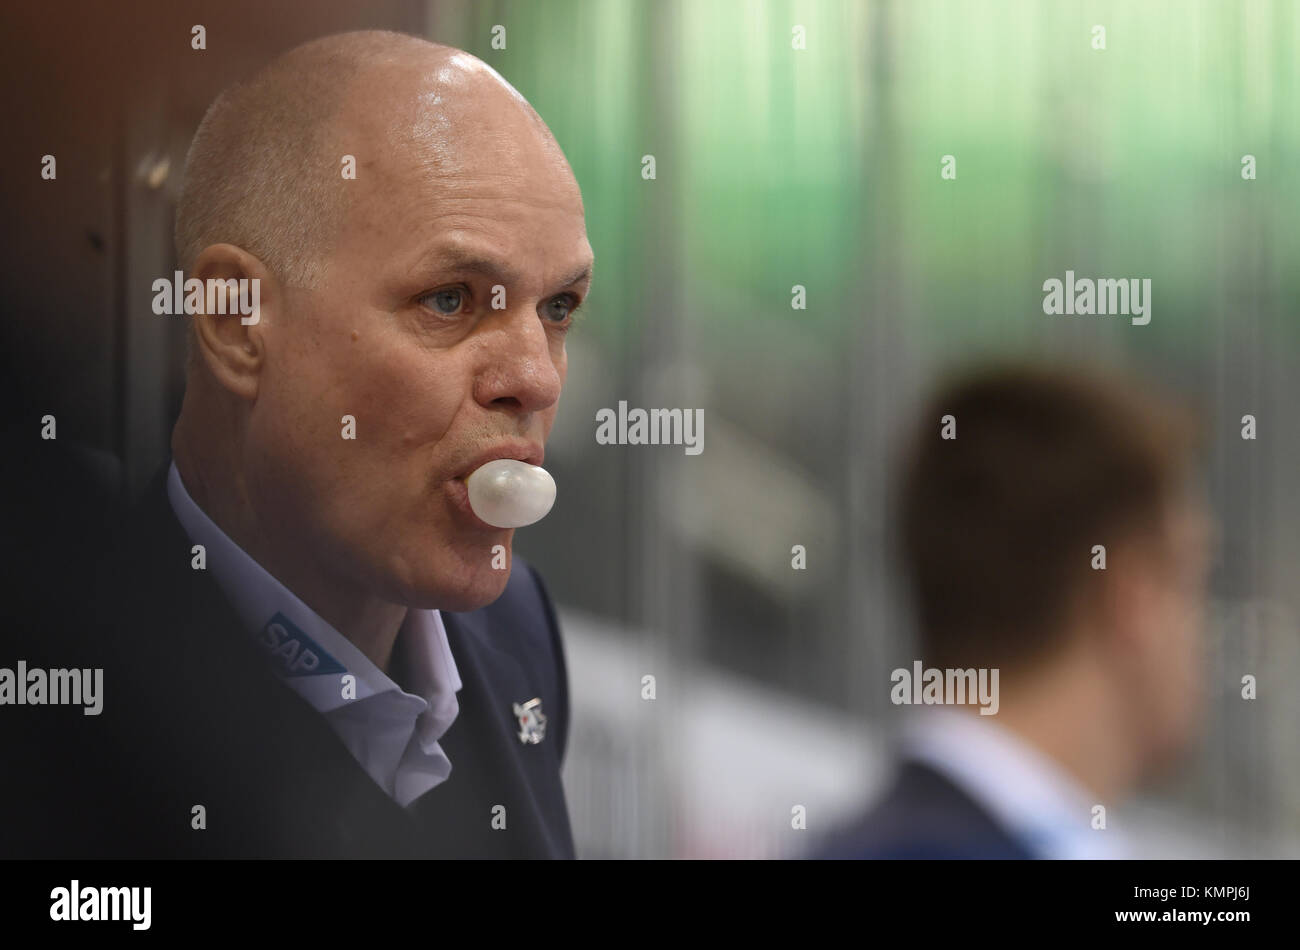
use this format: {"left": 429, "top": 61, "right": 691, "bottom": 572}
{"left": 1, "top": 858, "right": 1275, "bottom": 938}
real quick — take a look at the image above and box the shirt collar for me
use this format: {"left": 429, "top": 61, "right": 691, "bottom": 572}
{"left": 164, "top": 461, "right": 462, "bottom": 717}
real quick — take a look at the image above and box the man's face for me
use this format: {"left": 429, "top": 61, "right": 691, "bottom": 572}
{"left": 1123, "top": 497, "right": 1213, "bottom": 774}
{"left": 244, "top": 63, "right": 593, "bottom": 612}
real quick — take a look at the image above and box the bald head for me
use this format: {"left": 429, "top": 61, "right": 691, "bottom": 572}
{"left": 171, "top": 29, "right": 591, "bottom": 636}
{"left": 175, "top": 30, "right": 563, "bottom": 288}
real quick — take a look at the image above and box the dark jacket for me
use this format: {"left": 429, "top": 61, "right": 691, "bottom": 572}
{"left": 2, "top": 466, "right": 574, "bottom": 859}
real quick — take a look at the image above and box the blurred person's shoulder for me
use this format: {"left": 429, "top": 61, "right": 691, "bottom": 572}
{"left": 813, "top": 760, "right": 1035, "bottom": 860}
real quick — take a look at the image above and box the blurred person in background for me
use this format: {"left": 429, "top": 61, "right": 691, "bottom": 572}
{"left": 821, "top": 364, "right": 1212, "bottom": 859}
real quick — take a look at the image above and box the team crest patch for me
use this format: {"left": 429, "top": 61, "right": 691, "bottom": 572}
{"left": 513, "top": 698, "right": 547, "bottom": 745}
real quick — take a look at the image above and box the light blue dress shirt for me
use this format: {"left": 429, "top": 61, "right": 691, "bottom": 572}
{"left": 166, "top": 462, "right": 462, "bottom": 806}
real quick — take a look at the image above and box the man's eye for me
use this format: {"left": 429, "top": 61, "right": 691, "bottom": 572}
{"left": 421, "top": 288, "right": 467, "bottom": 315}
{"left": 544, "top": 294, "right": 578, "bottom": 323}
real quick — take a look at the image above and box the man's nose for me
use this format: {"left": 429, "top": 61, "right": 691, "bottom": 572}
{"left": 472, "top": 306, "right": 563, "bottom": 414}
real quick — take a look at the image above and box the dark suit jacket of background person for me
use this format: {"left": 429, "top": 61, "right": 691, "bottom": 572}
{"left": 815, "top": 760, "right": 1035, "bottom": 859}
{"left": 2, "top": 463, "right": 575, "bottom": 859}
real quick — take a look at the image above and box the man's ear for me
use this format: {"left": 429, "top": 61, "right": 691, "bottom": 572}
{"left": 1095, "top": 538, "right": 1161, "bottom": 660}
{"left": 188, "top": 244, "right": 276, "bottom": 400}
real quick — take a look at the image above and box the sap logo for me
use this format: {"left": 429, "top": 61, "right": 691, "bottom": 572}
{"left": 257, "top": 612, "right": 347, "bottom": 678}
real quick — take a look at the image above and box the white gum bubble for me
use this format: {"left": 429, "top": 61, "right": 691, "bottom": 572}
{"left": 465, "top": 459, "right": 557, "bottom": 529}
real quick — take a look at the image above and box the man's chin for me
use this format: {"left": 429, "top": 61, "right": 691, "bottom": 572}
{"left": 401, "top": 564, "right": 512, "bottom": 613}
{"left": 1143, "top": 721, "right": 1200, "bottom": 786}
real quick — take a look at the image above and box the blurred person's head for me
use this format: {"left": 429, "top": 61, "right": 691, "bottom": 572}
{"left": 170, "top": 31, "right": 593, "bottom": 637}
{"left": 895, "top": 364, "right": 1211, "bottom": 792}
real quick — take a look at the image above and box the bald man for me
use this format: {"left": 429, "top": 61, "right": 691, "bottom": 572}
{"left": 11, "top": 31, "right": 591, "bottom": 859}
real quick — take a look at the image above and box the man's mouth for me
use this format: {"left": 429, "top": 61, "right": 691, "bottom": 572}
{"left": 446, "top": 478, "right": 495, "bottom": 528}
{"left": 443, "top": 441, "right": 546, "bottom": 530}
{"left": 455, "top": 441, "right": 545, "bottom": 481}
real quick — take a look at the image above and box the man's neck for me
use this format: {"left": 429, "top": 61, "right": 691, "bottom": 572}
{"left": 171, "top": 428, "right": 407, "bottom": 674}
{"left": 984, "top": 660, "right": 1137, "bottom": 805}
